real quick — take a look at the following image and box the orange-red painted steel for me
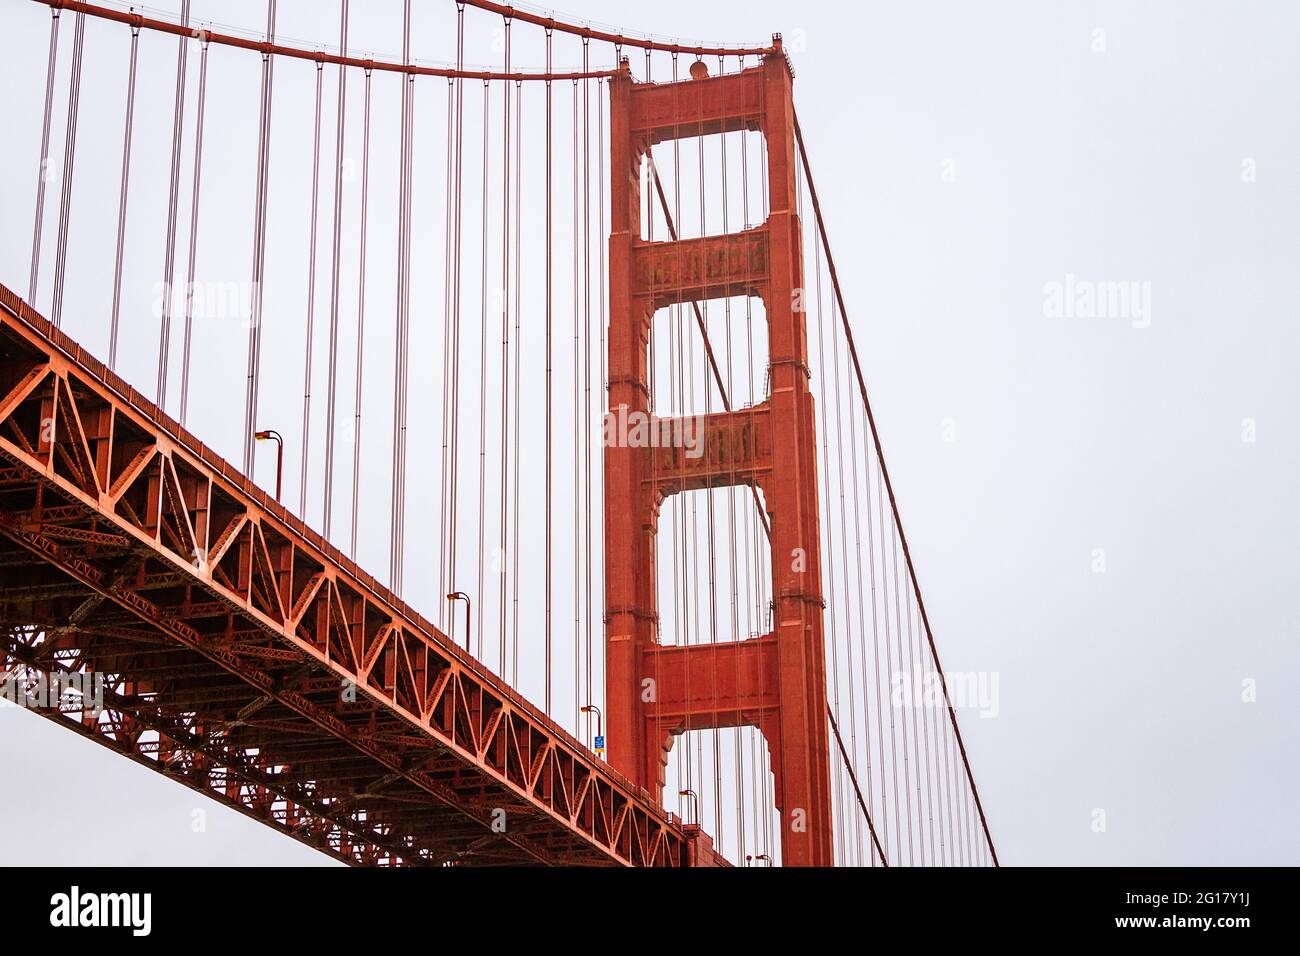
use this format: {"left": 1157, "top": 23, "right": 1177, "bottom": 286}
{"left": 603, "top": 42, "right": 834, "bottom": 866}
{"left": 32, "top": 1, "right": 614, "bottom": 82}
{"left": 0, "top": 281, "right": 706, "bottom": 866}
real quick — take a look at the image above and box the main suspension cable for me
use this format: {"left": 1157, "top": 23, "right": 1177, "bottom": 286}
{"left": 458, "top": 0, "right": 773, "bottom": 56}
{"left": 31, "top": 1, "right": 613, "bottom": 81}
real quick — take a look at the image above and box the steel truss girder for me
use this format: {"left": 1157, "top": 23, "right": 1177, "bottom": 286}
{"left": 0, "top": 282, "right": 695, "bottom": 867}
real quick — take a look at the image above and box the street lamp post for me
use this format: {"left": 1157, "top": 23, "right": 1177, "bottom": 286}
{"left": 580, "top": 704, "right": 603, "bottom": 756}
{"left": 679, "top": 788, "right": 699, "bottom": 826}
{"left": 254, "top": 429, "right": 284, "bottom": 501}
{"left": 446, "top": 592, "right": 471, "bottom": 652}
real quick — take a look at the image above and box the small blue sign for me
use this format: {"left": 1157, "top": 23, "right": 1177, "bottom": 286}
{"left": 593, "top": 735, "right": 606, "bottom": 752}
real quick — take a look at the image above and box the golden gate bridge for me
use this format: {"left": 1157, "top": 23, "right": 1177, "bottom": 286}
{"left": 0, "top": 0, "right": 996, "bottom": 866}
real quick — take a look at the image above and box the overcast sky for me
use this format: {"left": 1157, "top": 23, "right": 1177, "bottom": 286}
{"left": 0, "top": 0, "right": 1296, "bottom": 866}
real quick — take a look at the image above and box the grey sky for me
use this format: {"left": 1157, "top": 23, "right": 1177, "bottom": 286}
{"left": 0, "top": 0, "right": 1296, "bottom": 866}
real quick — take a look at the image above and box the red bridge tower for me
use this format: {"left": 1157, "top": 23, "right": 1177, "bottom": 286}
{"left": 604, "top": 39, "right": 833, "bottom": 866}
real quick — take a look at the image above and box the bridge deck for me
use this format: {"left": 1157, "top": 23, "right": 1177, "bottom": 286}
{"left": 0, "top": 282, "right": 701, "bottom": 866}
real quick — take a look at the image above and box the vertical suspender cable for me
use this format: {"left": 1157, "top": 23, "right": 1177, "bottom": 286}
{"left": 243, "top": 0, "right": 278, "bottom": 475}
{"left": 498, "top": 17, "right": 512, "bottom": 675}
{"left": 438, "top": 73, "right": 455, "bottom": 611}
{"left": 738, "top": 57, "right": 763, "bottom": 857}
{"left": 572, "top": 72, "right": 580, "bottom": 733}
{"left": 720, "top": 56, "right": 747, "bottom": 859}
{"left": 864, "top": 397, "right": 891, "bottom": 858}
{"left": 713, "top": 53, "right": 732, "bottom": 855}
{"left": 544, "top": 26, "right": 553, "bottom": 713}
{"left": 666, "top": 50, "right": 687, "bottom": 818}
{"left": 695, "top": 62, "right": 719, "bottom": 843}
{"left": 390, "top": 0, "right": 414, "bottom": 593}
{"left": 846, "top": 296, "right": 880, "bottom": 865}
{"left": 29, "top": 8, "right": 61, "bottom": 307}
{"left": 324, "top": 0, "right": 349, "bottom": 537}
{"left": 446, "top": 3, "right": 466, "bottom": 629}
{"left": 581, "top": 36, "right": 593, "bottom": 748}
{"left": 901, "top": 559, "right": 926, "bottom": 862}
{"left": 475, "top": 76, "right": 488, "bottom": 658}
{"left": 911, "top": 583, "right": 939, "bottom": 865}
{"left": 946, "top": 701, "right": 960, "bottom": 865}
{"left": 157, "top": 0, "right": 192, "bottom": 406}
{"left": 109, "top": 21, "right": 140, "bottom": 371}
{"left": 878, "top": 417, "right": 902, "bottom": 856}
{"left": 928, "top": 589, "right": 949, "bottom": 865}
{"left": 596, "top": 70, "right": 607, "bottom": 733}
{"left": 299, "top": 60, "right": 325, "bottom": 517}
{"left": 350, "top": 66, "right": 372, "bottom": 560}
{"left": 648, "top": 49, "right": 672, "bottom": 815}
{"left": 511, "top": 74, "right": 522, "bottom": 685}
{"left": 475, "top": 77, "right": 489, "bottom": 657}
{"left": 858, "top": 319, "right": 889, "bottom": 865}
{"left": 179, "top": 34, "right": 211, "bottom": 427}
{"left": 50, "top": 11, "right": 86, "bottom": 329}
{"left": 891, "top": 513, "right": 916, "bottom": 864}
